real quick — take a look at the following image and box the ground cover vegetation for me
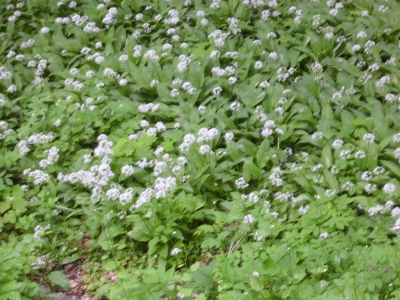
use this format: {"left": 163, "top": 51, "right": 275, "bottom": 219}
{"left": 1, "top": 0, "right": 400, "bottom": 299}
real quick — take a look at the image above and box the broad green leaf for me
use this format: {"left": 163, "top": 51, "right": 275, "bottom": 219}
{"left": 367, "top": 144, "right": 378, "bottom": 171}
{"left": 371, "top": 100, "right": 391, "bottom": 140}
{"left": 323, "top": 170, "right": 339, "bottom": 191}
{"left": 381, "top": 160, "right": 400, "bottom": 179}
{"left": 243, "top": 159, "right": 262, "bottom": 181}
{"left": 322, "top": 144, "right": 332, "bottom": 168}
{"left": 262, "top": 258, "right": 278, "bottom": 275}
{"left": 256, "top": 139, "right": 270, "bottom": 168}
{"left": 47, "top": 271, "right": 71, "bottom": 291}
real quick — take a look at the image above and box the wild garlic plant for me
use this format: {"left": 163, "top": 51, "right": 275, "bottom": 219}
{"left": 1, "top": 0, "right": 400, "bottom": 299}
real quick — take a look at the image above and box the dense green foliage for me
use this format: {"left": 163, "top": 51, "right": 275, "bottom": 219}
{"left": 1, "top": 0, "right": 400, "bottom": 299}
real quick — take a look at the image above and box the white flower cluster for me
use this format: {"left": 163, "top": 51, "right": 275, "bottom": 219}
{"left": 119, "top": 188, "right": 134, "bottom": 206}
{"left": 197, "top": 128, "right": 219, "bottom": 143}
{"left": 368, "top": 201, "right": 395, "bottom": 217}
{"left": 154, "top": 176, "right": 176, "bottom": 199}
{"left": 138, "top": 102, "right": 160, "bottom": 113}
{"left": 94, "top": 134, "right": 113, "bottom": 156}
{"left": 132, "top": 188, "right": 153, "bottom": 209}
{"left": 243, "top": 214, "right": 255, "bottom": 224}
{"left": 227, "top": 17, "right": 241, "bottom": 35}
{"left": 164, "top": 9, "right": 180, "bottom": 25}
{"left": 177, "top": 54, "right": 193, "bottom": 72}
{"left": 0, "top": 121, "right": 13, "bottom": 140}
{"left": 208, "top": 30, "right": 230, "bottom": 47}
{"left": 83, "top": 22, "right": 100, "bottom": 33}
{"left": 143, "top": 49, "right": 159, "bottom": 62}
{"left": 21, "top": 39, "right": 35, "bottom": 49}
{"left": 242, "top": 192, "right": 259, "bottom": 204}
{"left": 274, "top": 192, "right": 294, "bottom": 202}
{"left": 170, "top": 247, "right": 182, "bottom": 256}
{"left": 71, "top": 13, "right": 88, "bottom": 26}
{"left": 34, "top": 224, "right": 50, "bottom": 242}
{"left": 269, "top": 167, "right": 283, "bottom": 186}
{"left": 235, "top": 177, "right": 249, "bottom": 189}
{"left": 121, "top": 165, "right": 134, "bottom": 176}
{"left": 39, "top": 147, "right": 60, "bottom": 169}
{"left": 261, "top": 120, "right": 277, "bottom": 138}
{"left": 0, "top": 66, "right": 12, "bottom": 80}
{"left": 277, "top": 67, "right": 296, "bottom": 82}
{"left": 17, "top": 140, "right": 30, "bottom": 155}
{"left": 211, "top": 65, "right": 237, "bottom": 77}
{"left": 103, "top": 7, "right": 118, "bottom": 25}
{"left": 23, "top": 169, "right": 50, "bottom": 185}
{"left": 60, "top": 160, "right": 115, "bottom": 189}
{"left": 26, "top": 132, "right": 54, "bottom": 144}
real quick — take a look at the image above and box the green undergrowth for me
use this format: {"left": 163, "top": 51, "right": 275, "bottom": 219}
{"left": 1, "top": 0, "right": 400, "bottom": 299}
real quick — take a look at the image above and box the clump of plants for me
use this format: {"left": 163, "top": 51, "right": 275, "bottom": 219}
{"left": 1, "top": 0, "right": 400, "bottom": 299}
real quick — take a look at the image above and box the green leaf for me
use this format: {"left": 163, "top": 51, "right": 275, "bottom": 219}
{"left": 47, "top": 271, "right": 71, "bottom": 291}
{"left": 323, "top": 170, "right": 339, "bottom": 191}
{"left": 243, "top": 159, "right": 262, "bottom": 181}
{"left": 371, "top": 100, "right": 391, "bottom": 140}
{"left": 222, "top": 260, "right": 235, "bottom": 283}
{"left": 0, "top": 281, "right": 25, "bottom": 294}
{"left": 60, "top": 253, "right": 81, "bottom": 265}
{"left": 381, "top": 160, "right": 400, "bottom": 179}
{"left": 256, "top": 139, "right": 270, "bottom": 168}
{"left": 322, "top": 144, "right": 332, "bottom": 168}
{"left": 367, "top": 144, "right": 378, "bottom": 171}
{"left": 189, "top": 63, "right": 204, "bottom": 90}
{"left": 0, "top": 202, "right": 11, "bottom": 214}
{"left": 262, "top": 258, "right": 278, "bottom": 275}
{"left": 112, "top": 138, "right": 128, "bottom": 157}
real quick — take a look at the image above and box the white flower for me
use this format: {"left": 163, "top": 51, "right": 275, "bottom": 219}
{"left": 363, "top": 133, "right": 374, "bottom": 144}
{"left": 368, "top": 205, "right": 384, "bottom": 216}
{"left": 340, "top": 150, "right": 351, "bottom": 160}
{"left": 319, "top": 232, "right": 329, "bottom": 240}
{"left": 199, "top": 145, "right": 211, "bottom": 155}
{"left": 254, "top": 61, "right": 263, "bottom": 70}
{"left": 392, "top": 219, "right": 400, "bottom": 231}
{"left": 170, "top": 248, "right": 182, "bottom": 256}
{"left": 201, "top": 18, "right": 208, "bottom": 26}
{"left": 383, "top": 183, "right": 396, "bottom": 195}
{"left": 7, "top": 85, "right": 17, "bottom": 93}
{"left": 357, "top": 31, "right": 367, "bottom": 39}
{"left": 364, "top": 183, "right": 377, "bottom": 194}
{"left": 311, "top": 62, "right": 323, "bottom": 73}
{"left": 235, "top": 177, "right": 249, "bottom": 189}
{"left": 298, "top": 205, "right": 310, "bottom": 215}
{"left": 198, "top": 105, "right": 206, "bottom": 114}
{"left": 224, "top": 132, "right": 234, "bottom": 142}
{"left": 355, "top": 150, "right": 366, "bottom": 159}
{"left": 332, "top": 139, "right": 344, "bottom": 149}
{"left": 269, "top": 52, "right": 278, "bottom": 60}
{"left": 361, "top": 171, "right": 373, "bottom": 181}
{"left": 243, "top": 214, "right": 255, "bottom": 224}
{"left": 212, "top": 86, "right": 222, "bottom": 95}
{"left": 228, "top": 77, "right": 237, "bottom": 85}
{"left": 121, "top": 165, "right": 134, "bottom": 176}
{"left": 373, "top": 166, "right": 385, "bottom": 175}
{"left": 230, "top": 101, "right": 241, "bottom": 111}
{"left": 352, "top": 44, "right": 361, "bottom": 52}
{"left": 171, "top": 88, "right": 179, "bottom": 97}
{"left": 95, "top": 55, "right": 104, "bottom": 64}
{"left": 391, "top": 207, "right": 400, "bottom": 218}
